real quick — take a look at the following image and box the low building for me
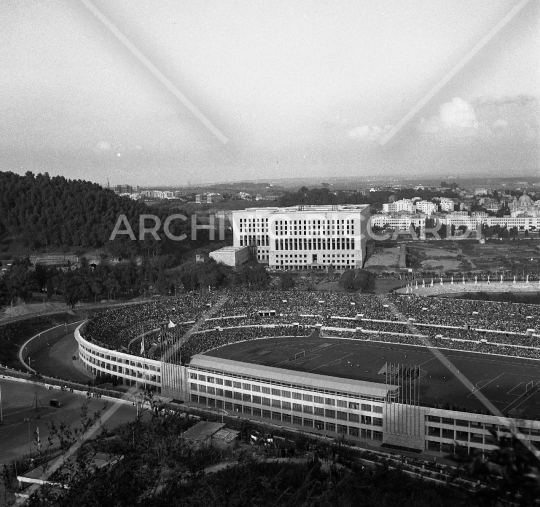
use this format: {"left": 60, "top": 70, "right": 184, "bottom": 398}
{"left": 212, "top": 428, "right": 240, "bottom": 451}
{"left": 209, "top": 246, "right": 251, "bottom": 267}
{"left": 182, "top": 421, "right": 225, "bottom": 449}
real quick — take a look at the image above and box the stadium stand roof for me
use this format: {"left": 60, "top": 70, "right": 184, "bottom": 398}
{"left": 190, "top": 355, "right": 396, "bottom": 398}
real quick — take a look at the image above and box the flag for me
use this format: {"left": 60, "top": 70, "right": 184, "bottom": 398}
{"left": 140, "top": 337, "right": 145, "bottom": 355}
{"left": 34, "top": 427, "right": 41, "bottom": 451}
{"left": 168, "top": 320, "right": 176, "bottom": 328}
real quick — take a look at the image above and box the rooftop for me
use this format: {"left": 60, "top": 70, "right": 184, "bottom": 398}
{"left": 182, "top": 421, "right": 225, "bottom": 442}
{"left": 190, "top": 354, "right": 395, "bottom": 398}
{"left": 234, "top": 204, "right": 369, "bottom": 214}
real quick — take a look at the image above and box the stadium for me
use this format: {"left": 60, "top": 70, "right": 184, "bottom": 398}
{"left": 74, "top": 291, "right": 540, "bottom": 456}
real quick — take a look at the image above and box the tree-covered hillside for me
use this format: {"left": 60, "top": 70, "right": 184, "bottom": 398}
{"left": 0, "top": 171, "right": 150, "bottom": 249}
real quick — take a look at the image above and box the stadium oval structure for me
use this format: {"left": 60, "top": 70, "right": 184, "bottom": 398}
{"left": 75, "top": 292, "right": 540, "bottom": 457}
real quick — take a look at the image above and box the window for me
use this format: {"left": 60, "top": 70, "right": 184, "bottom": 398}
{"left": 325, "top": 409, "right": 335, "bottom": 419}
{"left": 337, "top": 400, "right": 347, "bottom": 408}
{"left": 337, "top": 424, "right": 348, "bottom": 434}
{"left": 243, "top": 394, "right": 252, "bottom": 402}
{"left": 456, "top": 419, "right": 469, "bottom": 427}
{"left": 303, "top": 418, "right": 314, "bottom": 428}
{"left": 373, "top": 431, "right": 383, "bottom": 441}
{"left": 190, "top": 383, "right": 197, "bottom": 391}
{"left": 225, "top": 402, "right": 233, "bottom": 411}
{"left": 252, "top": 395, "right": 261, "bottom": 404}
{"left": 207, "top": 387, "right": 215, "bottom": 395}
{"left": 373, "top": 417, "right": 383, "bottom": 427}
{"left": 199, "top": 385, "right": 206, "bottom": 393}
{"left": 349, "top": 426, "right": 359, "bottom": 437}
{"left": 292, "top": 392, "right": 302, "bottom": 400}
{"left": 325, "top": 423, "right": 336, "bottom": 432}
{"left": 293, "top": 403, "right": 302, "bottom": 412}
{"left": 272, "top": 388, "right": 281, "bottom": 396}
{"left": 225, "top": 390, "right": 233, "bottom": 399}
{"left": 303, "top": 406, "right": 313, "bottom": 414}
{"left": 314, "top": 395, "right": 324, "bottom": 404}
{"left": 442, "top": 417, "right": 454, "bottom": 425}
{"left": 253, "top": 408, "right": 262, "bottom": 417}
{"left": 272, "top": 412, "right": 281, "bottom": 421}
{"left": 348, "top": 402, "right": 359, "bottom": 410}
{"left": 337, "top": 411, "right": 347, "bottom": 421}
{"left": 349, "top": 413, "right": 360, "bottom": 423}
{"left": 293, "top": 416, "right": 302, "bottom": 425}
{"left": 233, "top": 392, "right": 242, "bottom": 400}
{"left": 272, "top": 399, "right": 281, "bottom": 408}
{"left": 373, "top": 406, "right": 383, "bottom": 414}
{"left": 282, "top": 401, "right": 291, "bottom": 410}
{"left": 282, "top": 414, "right": 292, "bottom": 423}
{"left": 190, "top": 373, "right": 197, "bottom": 379}
{"left": 303, "top": 394, "right": 313, "bottom": 402}
{"left": 262, "top": 410, "right": 271, "bottom": 419}
{"left": 225, "top": 380, "right": 232, "bottom": 387}
{"left": 427, "top": 416, "right": 440, "bottom": 423}
{"left": 252, "top": 385, "right": 260, "bottom": 392}
{"left": 361, "top": 404, "right": 371, "bottom": 411}
{"left": 207, "top": 376, "right": 214, "bottom": 383}
{"left": 198, "top": 374, "right": 206, "bottom": 381}
{"left": 199, "top": 396, "right": 207, "bottom": 405}
{"left": 361, "top": 415, "right": 371, "bottom": 425}
{"left": 361, "top": 429, "right": 371, "bottom": 439}
{"left": 233, "top": 381, "right": 241, "bottom": 389}
{"left": 281, "top": 390, "right": 291, "bottom": 398}
{"left": 242, "top": 383, "right": 251, "bottom": 390}
{"left": 262, "top": 397, "right": 271, "bottom": 406}
{"left": 216, "top": 378, "right": 223, "bottom": 385}
{"left": 325, "top": 398, "right": 335, "bottom": 406}
{"left": 262, "top": 386, "right": 271, "bottom": 394}
{"left": 190, "top": 394, "right": 199, "bottom": 403}
{"left": 243, "top": 406, "right": 252, "bottom": 415}
{"left": 216, "top": 388, "right": 223, "bottom": 396}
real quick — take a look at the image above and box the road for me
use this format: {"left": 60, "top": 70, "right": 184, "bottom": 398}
{"left": 0, "top": 378, "right": 138, "bottom": 466}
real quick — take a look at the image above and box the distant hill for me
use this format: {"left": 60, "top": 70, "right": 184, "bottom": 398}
{"left": 0, "top": 171, "right": 161, "bottom": 252}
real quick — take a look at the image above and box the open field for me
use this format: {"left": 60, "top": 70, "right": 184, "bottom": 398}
{"left": 205, "top": 335, "right": 540, "bottom": 420}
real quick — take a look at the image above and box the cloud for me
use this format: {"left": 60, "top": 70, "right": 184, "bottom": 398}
{"left": 492, "top": 118, "right": 508, "bottom": 129}
{"left": 419, "top": 97, "right": 479, "bottom": 136}
{"left": 348, "top": 124, "right": 393, "bottom": 141}
{"left": 94, "top": 140, "right": 111, "bottom": 153}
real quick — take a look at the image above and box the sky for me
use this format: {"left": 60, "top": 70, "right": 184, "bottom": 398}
{"left": 0, "top": 0, "right": 538, "bottom": 186}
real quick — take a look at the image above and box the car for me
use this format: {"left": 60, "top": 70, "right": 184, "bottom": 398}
{"left": 49, "top": 399, "right": 63, "bottom": 408}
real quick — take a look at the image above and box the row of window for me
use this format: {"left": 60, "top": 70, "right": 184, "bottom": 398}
{"left": 275, "top": 238, "right": 357, "bottom": 251}
{"left": 188, "top": 367, "right": 386, "bottom": 403}
{"left": 189, "top": 379, "right": 383, "bottom": 411}
{"left": 190, "top": 395, "right": 383, "bottom": 440}
{"left": 426, "top": 418, "right": 540, "bottom": 436}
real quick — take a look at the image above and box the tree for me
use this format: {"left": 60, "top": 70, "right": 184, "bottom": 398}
{"left": 280, "top": 272, "right": 296, "bottom": 290}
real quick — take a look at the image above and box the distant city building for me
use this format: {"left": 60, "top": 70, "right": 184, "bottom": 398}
{"left": 232, "top": 204, "right": 370, "bottom": 270}
{"left": 414, "top": 200, "right": 437, "bottom": 215}
{"left": 113, "top": 184, "right": 133, "bottom": 194}
{"left": 382, "top": 199, "right": 414, "bottom": 213}
{"left": 438, "top": 198, "right": 455, "bottom": 213}
{"left": 196, "top": 193, "right": 223, "bottom": 204}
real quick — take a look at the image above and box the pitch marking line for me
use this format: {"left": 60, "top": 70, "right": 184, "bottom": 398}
{"left": 468, "top": 373, "right": 505, "bottom": 398}
{"left": 308, "top": 353, "right": 354, "bottom": 372}
{"left": 507, "top": 382, "right": 526, "bottom": 396}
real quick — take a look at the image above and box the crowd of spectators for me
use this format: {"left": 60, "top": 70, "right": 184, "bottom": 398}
{"left": 81, "top": 291, "right": 540, "bottom": 362}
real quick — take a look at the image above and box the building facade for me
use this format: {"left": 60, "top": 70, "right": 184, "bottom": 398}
{"left": 75, "top": 325, "right": 540, "bottom": 457}
{"left": 232, "top": 205, "right": 370, "bottom": 270}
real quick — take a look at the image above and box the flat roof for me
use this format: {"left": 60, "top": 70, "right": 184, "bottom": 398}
{"left": 211, "top": 246, "right": 249, "bottom": 253}
{"left": 189, "top": 355, "right": 395, "bottom": 398}
{"left": 234, "top": 205, "right": 369, "bottom": 214}
{"left": 183, "top": 421, "right": 225, "bottom": 441}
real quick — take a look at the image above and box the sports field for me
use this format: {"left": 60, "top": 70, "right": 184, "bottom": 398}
{"left": 205, "top": 334, "right": 540, "bottom": 420}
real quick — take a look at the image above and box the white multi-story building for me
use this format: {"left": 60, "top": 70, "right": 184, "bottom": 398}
{"left": 438, "top": 198, "right": 455, "bottom": 213}
{"left": 414, "top": 200, "right": 438, "bottom": 215}
{"left": 371, "top": 213, "right": 426, "bottom": 231}
{"left": 383, "top": 199, "right": 415, "bottom": 214}
{"left": 232, "top": 205, "right": 370, "bottom": 270}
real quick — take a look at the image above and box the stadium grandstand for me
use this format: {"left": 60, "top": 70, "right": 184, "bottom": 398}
{"left": 74, "top": 291, "right": 540, "bottom": 456}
